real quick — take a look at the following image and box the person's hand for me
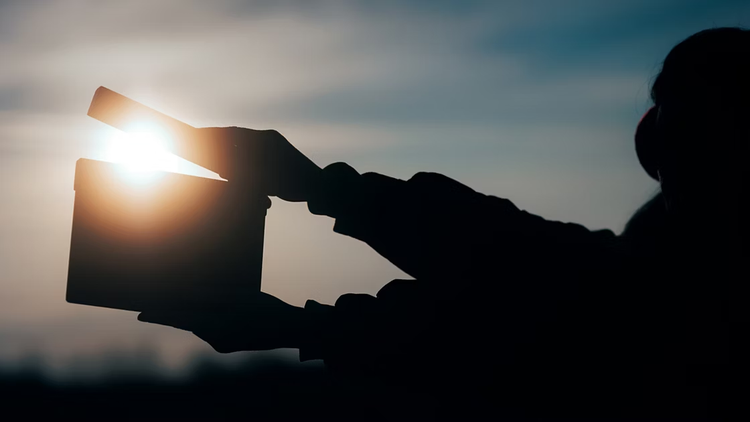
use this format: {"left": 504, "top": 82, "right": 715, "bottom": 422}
{"left": 137, "top": 292, "right": 307, "bottom": 353}
{"left": 175, "top": 127, "right": 323, "bottom": 202}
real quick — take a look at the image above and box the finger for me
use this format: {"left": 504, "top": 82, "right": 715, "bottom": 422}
{"left": 170, "top": 127, "right": 234, "bottom": 177}
{"left": 192, "top": 127, "right": 273, "bottom": 180}
{"left": 190, "top": 331, "right": 238, "bottom": 354}
{"left": 219, "top": 128, "right": 285, "bottom": 185}
{"left": 137, "top": 311, "right": 199, "bottom": 332}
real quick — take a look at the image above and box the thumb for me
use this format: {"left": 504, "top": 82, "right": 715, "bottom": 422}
{"left": 137, "top": 311, "right": 196, "bottom": 332}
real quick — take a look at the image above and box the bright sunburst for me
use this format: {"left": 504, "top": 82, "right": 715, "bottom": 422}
{"left": 97, "top": 123, "right": 221, "bottom": 183}
{"left": 101, "top": 130, "right": 178, "bottom": 183}
{"left": 104, "top": 130, "right": 178, "bottom": 170}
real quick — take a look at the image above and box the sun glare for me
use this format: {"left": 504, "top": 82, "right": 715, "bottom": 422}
{"left": 102, "top": 130, "right": 179, "bottom": 183}
{"left": 97, "top": 123, "right": 222, "bottom": 183}
{"left": 105, "top": 131, "right": 178, "bottom": 171}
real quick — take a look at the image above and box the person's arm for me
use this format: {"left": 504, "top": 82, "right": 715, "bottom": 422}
{"left": 298, "top": 279, "right": 457, "bottom": 376}
{"left": 308, "top": 162, "right": 619, "bottom": 284}
{"left": 295, "top": 275, "right": 579, "bottom": 390}
{"left": 188, "top": 127, "right": 617, "bottom": 284}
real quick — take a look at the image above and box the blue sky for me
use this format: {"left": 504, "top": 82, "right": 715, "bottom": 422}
{"left": 0, "top": 0, "right": 748, "bottom": 376}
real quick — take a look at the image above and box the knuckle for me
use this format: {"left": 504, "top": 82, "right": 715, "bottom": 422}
{"left": 264, "top": 129, "right": 282, "bottom": 138}
{"left": 335, "top": 293, "right": 378, "bottom": 308}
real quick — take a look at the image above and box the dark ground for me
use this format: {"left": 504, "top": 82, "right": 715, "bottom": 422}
{"left": 0, "top": 354, "right": 418, "bottom": 421}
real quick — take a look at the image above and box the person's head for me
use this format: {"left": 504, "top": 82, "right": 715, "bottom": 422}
{"left": 635, "top": 27, "right": 749, "bottom": 237}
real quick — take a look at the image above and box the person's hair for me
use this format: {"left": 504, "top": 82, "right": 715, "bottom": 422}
{"left": 650, "top": 27, "right": 750, "bottom": 164}
{"left": 651, "top": 27, "right": 750, "bottom": 108}
{"left": 626, "top": 27, "right": 749, "bottom": 237}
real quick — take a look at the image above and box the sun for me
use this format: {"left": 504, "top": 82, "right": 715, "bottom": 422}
{"left": 101, "top": 130, "right": 178, "bottom": 183}
{"left": 98, "top": 124, "right": 219, "bottom": 182}
{"left": 105, "top": 131, "right": 179, "bottom": 171}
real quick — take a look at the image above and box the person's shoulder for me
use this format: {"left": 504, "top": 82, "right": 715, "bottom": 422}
{"left": 621, "top": 193, "right": 668, "bottom": 240}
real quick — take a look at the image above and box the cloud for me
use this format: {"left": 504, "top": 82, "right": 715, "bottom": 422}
{"left": 1, "top": 0, "right": 661, "bottom": 121}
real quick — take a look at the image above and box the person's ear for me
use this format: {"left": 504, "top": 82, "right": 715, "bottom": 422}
{"left": 635, "top": 106, "right": 662, "bottom": 181}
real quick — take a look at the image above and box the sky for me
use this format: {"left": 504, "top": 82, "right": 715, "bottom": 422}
{"left": 1, "top": 0, "right": 748, "bottom": 377}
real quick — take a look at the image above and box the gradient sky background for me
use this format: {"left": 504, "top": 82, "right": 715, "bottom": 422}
{"left": 1, "top": 0, "right": 748, "bottom": 377}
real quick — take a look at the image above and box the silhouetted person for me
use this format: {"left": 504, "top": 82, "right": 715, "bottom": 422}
{"left": 139, "top": 28, "right": 748, "bottom": 420}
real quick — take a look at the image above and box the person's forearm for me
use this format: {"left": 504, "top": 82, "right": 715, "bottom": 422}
{"left": 306, "top": 163, "right": 494, "bottom": 280}
{"left": 306, "top": 162, "right": 620, "bottom": 284}
{"left": 296, "top": 294, "right": 392, "bottom": 367}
